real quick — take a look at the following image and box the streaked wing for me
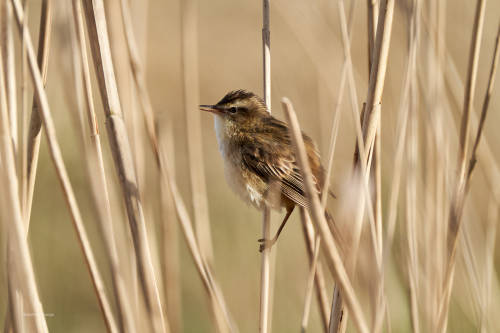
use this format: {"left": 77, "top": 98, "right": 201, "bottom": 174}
{"left": 241, "top": 117, "right": 322, "bottom": 208}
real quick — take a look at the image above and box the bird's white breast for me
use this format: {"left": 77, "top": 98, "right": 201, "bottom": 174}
{"left": 214, "top": 116, "right": 263, "bottom": 208}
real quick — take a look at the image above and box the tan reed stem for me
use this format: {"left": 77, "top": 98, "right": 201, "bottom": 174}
{"left": 2, "top": 3, "right": 22, "bottom": 330}
{"left": 1, "top": 0, "right": 17, "bottom": 154}
{"left": 325, "top": 3, "right": 356, "bottom": 331}
{"left": 282, "top": 98, "right": 369, "bottom": 333}
{"left": 71, "top": 1, "right": 136, "bottom": 331}
{"left": 117, "top": 0, "right": 158, "bottom": 158}
{"left": 178, "top": 0, "right": 215, "bottom": 266}
{"left": 360, "top": 0, "right": 394, "bottom": 158}
{"left": 80, "top": 0, "right": 169, "bottom": 332}
{"left": 159, "top": 150, "right": 235, "bottom": 333}
{"left": 22, "top": 0, "right": 51, "bottom": 226}
{"left": 159, "top": 123, "right": 182, "bottom": 333}
{"left": 301, "top": 236, "right": 321, "bottom": 332}
{"left": 260, "top": 1, "right": 272, "bottom": 333}
{"left": 0, "top": 42, "right": 48, "bottom": 333}
{"left": 438, "top": 1, "right": 488, "bottom": 330}
{"left": 466, "top": 24, "right": 500, "bottom": 183}
{"left": 109, "top": 0, "right": 235, "bottom": 329}
{"left": 10, "top": 0, "right": 119, "bottom": 331}
{"left": 119, "top": 0, "right": 232, "bottom": 329}
{"left": 300, "top": 208, "right": 330, "bottom": 332}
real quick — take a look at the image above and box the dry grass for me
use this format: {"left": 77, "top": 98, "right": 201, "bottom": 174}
{"left": 1, "top": 0, "right": 499, "bottom": 332}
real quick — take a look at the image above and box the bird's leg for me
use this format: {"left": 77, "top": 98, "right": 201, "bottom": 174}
{"left": 258, "top": 206, "right": 295, "bottom": 252}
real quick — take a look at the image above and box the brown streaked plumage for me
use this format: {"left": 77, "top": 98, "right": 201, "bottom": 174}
{"left": 201, "top": 89, "right": 331, "bottom": 252}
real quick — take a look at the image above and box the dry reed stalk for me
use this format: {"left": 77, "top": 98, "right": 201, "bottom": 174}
{"left": 474, "top": 31, "right": 500, "bottom": 326}
{"left": 405, "top": 61, "right": 420, "bottom": 333}
{"left": 330, "top": 2, "right": 361, "bottom": 332}
{"left": 323, "top": 3, "right": 356, "bottom": 330}
{"left": 466, "top": 24, "right": 500, "bottom": 182}
{"left": 427, "top": 4, "right": 448, "bottom": 311}
{"left": 115, "top": 0, "right": 157, "bottom": 162}
{"left": 444, "top": 55, "right": 500, "bottom": 204}
{"left": 159, "top": 150, "right": 234, "bottom": 333}
{"left": 384, "top": 16, "right": 417, "bottom": 249}
{"left": 260, "top": 1, "right": 272, "bottom": 333}
{"left": 113, "top": 0, "right": 234, "bottom": 329}
{"left": 360, "top": 0, "right": 394, "bottom": 159}
{"left": 23, "top": 0, "right": 51, "bottom": 225}
{"left": 70, "top": 1, "right": 136, "bottom": 331}
{"left": 438, "top": 0, "right": 487, "bottom": 329}
{"left": 381, "top": 11, "right": 421, "bottom": 330}
{"left": 0, "top": 45, "right": 48, "bottom": 333}
{"left": 103, "top": 1, "right": 148, "bottom": 324}
{"left": 111, "top": 0, "right": 147, "bottom": 199}
{"left": 460, "top": 26, "right": 500, "bottom": 327}
{"left": 419, "top": 24, "right": 500, "bottom": 330}
{"left": 6, "top": 253, "right": 22, "bottom": 333}
{"left": 115, "top": 0, "right": 155, "bottom": 183}
{"left": 444, "top": 19, "right": 499, "bottom": 330}
{"left": 300, "top": 236, "right": 321, "bottom": 332}
{"left": 81, "top": 1, "right": 169, "bottom": 332}
{"left": 460, "top": 222, "right": 483, "bottom": 321}
{"left": 159, "top": 123, "right": 182, "bottom": 333}
{"left": 178, "top": 0, "right": 215, "bottom": 266}
{"left": 1, "top": 5, "right": 19, "bottom": 329}
{"left": 369, "top": 3, "right": 384, "bottom": 326}
{"left": 118, "top": 0, "right": 230, "bottom": 329}
{"left": 367, "top": 0, "right": 379, "bottom": 71}
{"left": 10, "top": 1, "right": 119, "bottom": 332}
{"left": 337, "top": 0, "right": 378, "bottom": 267}
{"left": 299, "top": 208, "right": 330, "bottom": 332}
{"left": 332, "top": 0, "right": 386, "bottom": 329}
{"left": 322, "top": 0, "right": 357, "bottom": 212}
{"left": 481, "top": 199, "right": 498, "bottom": 331}
{"left": 353, "top": 1, "right": 395, "bottom": 328}
{"left": 282, "top": 98, "right": 369, "bottom": 333}
{"left": 259, "top": 208, "right": 272, "bottom": 333}
{"left": 1, "top": 0, "right": 17, "bottom": 153}
{"left": 18, "top": 0, "right": 28, "bottom": 234}
{"left": 425, "top": 16, "right": 500, "bottom": 329}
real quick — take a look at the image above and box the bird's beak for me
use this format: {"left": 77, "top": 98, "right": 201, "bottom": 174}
{"left": 199, "top": 104, "right": 224, "bottom": 115}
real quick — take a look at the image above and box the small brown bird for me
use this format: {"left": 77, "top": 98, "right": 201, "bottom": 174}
{"left": 200, "top": 90, "right": 331, "bottom": 252}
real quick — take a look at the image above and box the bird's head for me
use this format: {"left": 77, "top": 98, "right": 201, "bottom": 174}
{"left": 200, "top": 90, "right": 269, "bottom": 127}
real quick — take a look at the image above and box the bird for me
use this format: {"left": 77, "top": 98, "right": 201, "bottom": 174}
{"left": 200, "top": 89, "right": 337, "bottom": 252}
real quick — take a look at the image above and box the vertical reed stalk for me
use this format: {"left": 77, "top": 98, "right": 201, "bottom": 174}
{"left": 300, "top": 208, "right": 330, "bottom": 332}
{"left": 179, "top": 0, "right": 215, "bottom": 266}
{"left": 1, "top": 0, "right": 17, "bottom": 154}
{"left": 260, "top": 1, "right": 272, "bottom": 333}
{"left": 367, "top": 0, "right": 379, "bottom": 71}
{"left": 439, "top": 0, "right": 487, "bottom": 330}
{"left": 159, "top": 150, "right": 234, "bottom": 333}
{"left": 466, "top": 24, "right": 500, "bottom": 182}
{"left": 300, "top": 236, "right": 321, "bottom": 332}
{"left": 115, "top": 0, "right": 236, "bottom": 330}
{"left": 70, "top": 1, "right": 136, "bottom": 331}
{"left": 360, "top": 0, "right": 394, "bottom": 158}
{"left": 81, "top": 0, "right": 168, "bottom": 331}
{"left": 283, "top": 98, "right": 369, "bottom": 333}
{"left": 10, "top": 1, "right": 119, "bottom": 331}
{"left": 159, "top": 123, "right": 182, "bottom": 333}
{"left": 21, "top": 0, "right": 51, "bottom": 226}
{"left": 0, "top": 44, "right": 48, "bottom": 333}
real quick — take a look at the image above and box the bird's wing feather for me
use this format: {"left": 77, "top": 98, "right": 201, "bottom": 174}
{"left": 240, "top": 117, "right": 321, "bottom": 208}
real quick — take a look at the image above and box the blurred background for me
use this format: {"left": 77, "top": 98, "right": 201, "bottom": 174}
{"left": 1, "top": 0, "right": 499, "bottom": 332}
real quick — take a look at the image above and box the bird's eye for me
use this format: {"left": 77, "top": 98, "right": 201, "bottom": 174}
{"left": 229, "top": 107, "right": 237, "bottom": 113}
